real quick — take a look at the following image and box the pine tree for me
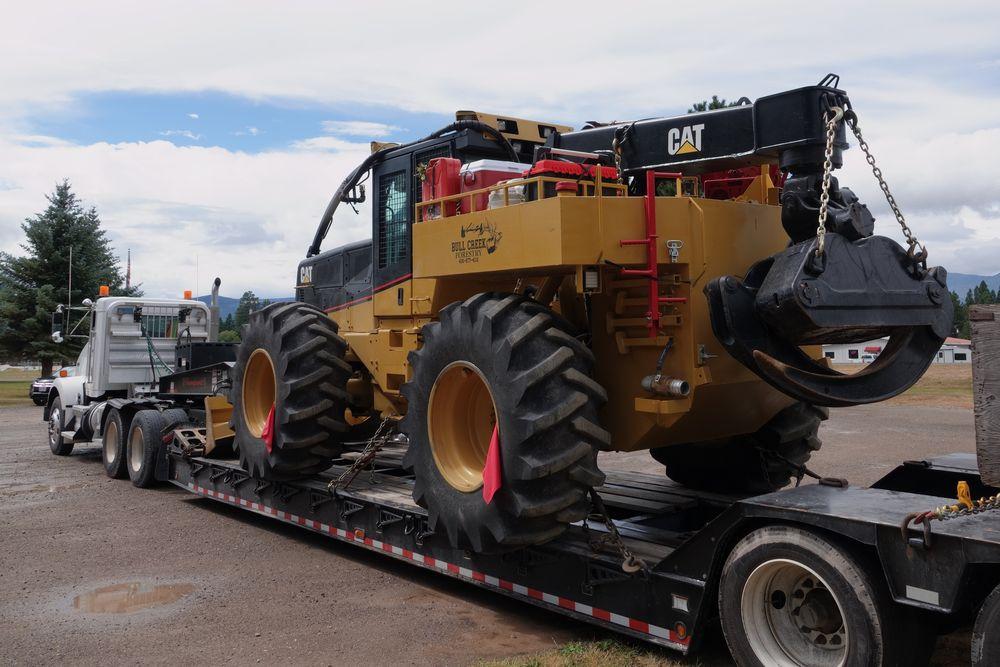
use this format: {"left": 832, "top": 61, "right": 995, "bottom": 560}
{"left": 0, "top": 181, "right": 138, "bottom": 375}
{"left": 688, "top": 95, "right": 741, "bottom": 113}
{"left": 950, "top": 290, "right": 970, "bottom": 339}
{"left": 233, "top": 291, "right": 260, "bottom": 330}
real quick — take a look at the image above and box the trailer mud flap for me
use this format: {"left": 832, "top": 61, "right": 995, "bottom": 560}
{"left": 706, "top": 233, "right": 953, "bottom": 407}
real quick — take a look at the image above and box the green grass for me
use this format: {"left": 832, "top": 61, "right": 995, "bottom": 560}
{"left": 0, "top": 380, "right": 33, "bottom": 407}
{"left": 477, "top": 639, "right": 691, "bottom": 667}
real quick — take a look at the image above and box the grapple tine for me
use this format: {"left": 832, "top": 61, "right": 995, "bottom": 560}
{"left": 751, "top": 327, "right": 943, "bottom": 407}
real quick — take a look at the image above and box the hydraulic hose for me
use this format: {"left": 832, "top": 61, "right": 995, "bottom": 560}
{"left": 306, "top": 121, "right": 520, "bottom": 257}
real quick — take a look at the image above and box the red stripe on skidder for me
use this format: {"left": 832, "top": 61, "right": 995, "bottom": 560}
{"left": 482, "top": 422, "right": 502, "bottom": 503}
{"left": 261, "top": 403, "right": 275, "bottom": 453}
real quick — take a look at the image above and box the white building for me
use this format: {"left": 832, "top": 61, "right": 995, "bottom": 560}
{"left": 822, "top": 337, "right": 971, "bottom": 364}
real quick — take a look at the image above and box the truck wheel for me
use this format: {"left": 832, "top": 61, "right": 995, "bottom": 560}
{"left": 650, "top": 402, "right": 827, "bottom": 494}
{"left": 102, "top": 409, "right": 128, "bottom": 479}
{"left": 126, "top": 409, "right": 185, "bottom": 488}
{"left": 720, "top": 526, "right": 925, "bottom": 667}
{"left": 401, "top": 293, "right": 607, "bottom": 552}
{"left": 48, "top": 396, "right": 73, "bottom": 456}
{"left": 973, "top": 583, "right": 1000, "bottom": 666}
{"left": 230, "top": 302, "right": 351, "bottom": 481}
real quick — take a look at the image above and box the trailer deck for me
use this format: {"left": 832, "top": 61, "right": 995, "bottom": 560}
{"left": 167, "top": 442, "right": 1000, "bottom": 657}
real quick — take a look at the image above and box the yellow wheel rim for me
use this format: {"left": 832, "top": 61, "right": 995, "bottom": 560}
{"left": 427, "top": 361, "right": 497, "bottom": 493}
{"left": 242, "top": 348, "right": 276, "bottom": 438}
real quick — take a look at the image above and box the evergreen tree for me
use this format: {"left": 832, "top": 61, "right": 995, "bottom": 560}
{"left": 233, "top": 290, "right": 260, "bottom": 330}
{"left": 951, "top": 290, "right": 970, "bottom": 339}
{"left": 0, "top": 181, "right": 137, "bottom": 375}
{"left": 973, "top": 280, "right": 996, "bottom": 306}
{"left": 688, "top": 95, "right": 741, "bottom": 113}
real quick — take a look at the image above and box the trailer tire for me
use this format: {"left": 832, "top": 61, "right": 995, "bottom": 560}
{"left": 650, "top": 402, "right": 827, "bottom": 494}
{"left": 230, "top": 302, "right": 350, "bottom": 481}
{"left": 973, "top": 583, "right": 1000, "bottom": 666}
{"left": 720, "top": 525, "right": 928, "bottom": 667}
{"left": 401, "top": 293, "right": 607, "bottom": 553}
{"left": 102, "top": 408, "right": 128, "bottom": 479}
{"left": 47, "top": 395, "right": 73, "bottom": 456}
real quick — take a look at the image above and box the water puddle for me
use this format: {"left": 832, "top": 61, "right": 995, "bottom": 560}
{"left": 73, "top": 582, "right": 195, "bottom": 614}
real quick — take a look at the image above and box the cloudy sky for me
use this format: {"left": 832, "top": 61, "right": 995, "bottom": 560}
{"left": 1, "top": 2, "right": 999, "bottom": 298}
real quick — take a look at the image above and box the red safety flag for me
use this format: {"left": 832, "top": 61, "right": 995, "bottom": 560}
{"left": 261, "top": 403, "right": 275, "bottom": 453}
{"left": 482, "top": 422, "right": 502, "bottom": 504}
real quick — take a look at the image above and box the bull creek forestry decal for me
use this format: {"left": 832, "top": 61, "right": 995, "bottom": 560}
{"left": 451, "top": 220, "right": 502, "bottom": 264}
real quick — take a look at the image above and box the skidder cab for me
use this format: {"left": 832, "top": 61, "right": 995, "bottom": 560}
{"left": 227, "top": 75, "right": 951, "bottom": 553}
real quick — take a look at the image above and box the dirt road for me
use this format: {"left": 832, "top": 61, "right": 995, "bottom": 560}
{"left": 0, "top": 403, "right": 975, "bottom": 665}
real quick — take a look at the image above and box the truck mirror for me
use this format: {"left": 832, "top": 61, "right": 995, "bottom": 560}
{"left": 51, "top": 311, "right": 63, "bottom": 334}
{"left": 51, "top": 331, "right": 63, "bottom": 343}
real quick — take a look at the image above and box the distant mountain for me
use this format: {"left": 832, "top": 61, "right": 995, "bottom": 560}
{"left": 946, "top": 273, "right": 1000, "bottom": 299}
{"left": 195, "top": 295, "right": 294, "bottom": 320}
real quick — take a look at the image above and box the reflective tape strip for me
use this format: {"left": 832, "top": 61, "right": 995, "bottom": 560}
{"left": 186, "top": 482, "right": 690, "bottom": 650}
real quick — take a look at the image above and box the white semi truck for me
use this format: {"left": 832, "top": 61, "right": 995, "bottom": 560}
{"left": 46, "top": 281, "right": 232, "bottom": 485}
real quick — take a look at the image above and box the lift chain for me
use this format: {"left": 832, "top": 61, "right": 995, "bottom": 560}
{"left": 815, "top": 106, "right": 843, "bottom": 257}
{"left": 845, "top": 109, "right": 927, "bottom": 268}
{"left": 586, "top": 488, "right": 647, "bottom": 574}
{"left": 815, "top": 107, "right": 927, "bottom": 268}
{"left": 327, "top": 417, "right": 394, "bottom": 492}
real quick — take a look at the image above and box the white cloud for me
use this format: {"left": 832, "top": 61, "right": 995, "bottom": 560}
{"left": 0, "top": 136, "right": 373, "bottom": 298}
{"left": 159, "top": 129, "right": 201, "bottom": 141}
{"left": 233, "top": 126, "right": 261, "bottom": 137}
{"left": 187, "top": 113, "right": 199, "bottom": 119}
{"left": 0, "top": 0, "right": 998, "bottom": 299}
{"left": 321, "top": 120, "right": 402, "bottom": 138}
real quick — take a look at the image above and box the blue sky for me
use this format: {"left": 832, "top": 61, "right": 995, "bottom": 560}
{"left": 1, "top": 1, "right": 998, "bottom": 298}
{"left": 28, "top": 91, "right": 454, "bottom": 153}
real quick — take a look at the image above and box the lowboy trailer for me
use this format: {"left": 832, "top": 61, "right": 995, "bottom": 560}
{"left": 158, "top": 430, "right": 1000, "bottom": 665}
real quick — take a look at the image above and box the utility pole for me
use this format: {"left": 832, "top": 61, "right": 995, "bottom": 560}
{"left": 126, "top": 248, "right": 131, "bottom": 291}
{"left": 67, "top": 245, "right": 72, "bottom": 314}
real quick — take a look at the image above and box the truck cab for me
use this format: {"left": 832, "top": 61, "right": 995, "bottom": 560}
{"left": 47, "top": 296, "right": 212, "bottom": 452}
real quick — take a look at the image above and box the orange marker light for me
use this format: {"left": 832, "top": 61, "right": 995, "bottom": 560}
{"left": 59, "top": 369, "right": 68, "bottom": 377}
{"left": 183, "top": 290, "right": 193, "bottom": 299}
{"left": 98, "top": 285, "right": 110, "bottom": 296}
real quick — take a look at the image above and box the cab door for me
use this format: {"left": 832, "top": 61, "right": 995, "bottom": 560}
{"left": 372, "top": 154, "right": 412, "bottom": 318}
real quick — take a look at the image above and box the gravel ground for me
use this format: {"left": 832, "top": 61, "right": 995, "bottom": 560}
{"left": 0, "top": 403, "right": 976, "bottom": 665}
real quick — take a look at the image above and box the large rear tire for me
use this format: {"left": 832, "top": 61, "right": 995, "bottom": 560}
{"left": 230, "top": 302, "right": 351, "bottom": 481}
{"left": 401, "top": 293, "right": 607, "bottom": 552}
{"left": 102, "top": 408, "right": 128, "bottom": 479}
{"left": 973, "top": 583, "right": 1000, "bottom": 666}
{"left": 650, "top": 402, "right": 827, "bottom": 494}
{"left": 720, "top": 526, "right": 931, "bottom": 666}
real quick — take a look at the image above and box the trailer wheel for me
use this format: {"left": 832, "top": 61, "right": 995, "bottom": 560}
{"left": 48, "top": 395, "right": 73, "bottom": 456}
{"left": 650, "top": 402, "right": 827, "bottom": 494}
{"left": 126, "top": 409, "right": 186, "bottom": 488}
{"left": 973, "top": 583, "right": 1000, "bottom": 666}
{"left": 102, "top": 409, "right": 128, "bottom": 479}
{"left": 230, "top": 302, "right": 351, "bottom": 481}
{"left": 401, "top": 293, "right": 607, "bottom": 552}
{"left": 720, "top": 526, "right": 926, "bottom": 666}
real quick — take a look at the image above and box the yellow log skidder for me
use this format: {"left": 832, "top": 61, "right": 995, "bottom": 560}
{"left": 226, "top": 76, "right": 953, "bottom": 552}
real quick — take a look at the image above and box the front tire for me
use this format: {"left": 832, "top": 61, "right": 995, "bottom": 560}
{"left": 48, "top": 396, "right": 73, "bottom": 456}
{"left": 401, "top": 293, "right": 607, "bottom": 552}
{"left": 720, "top": 526, "right": 928, "bottom": 666}
{"left": 230, "top": 302, "right": 352, "bottom": 480}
